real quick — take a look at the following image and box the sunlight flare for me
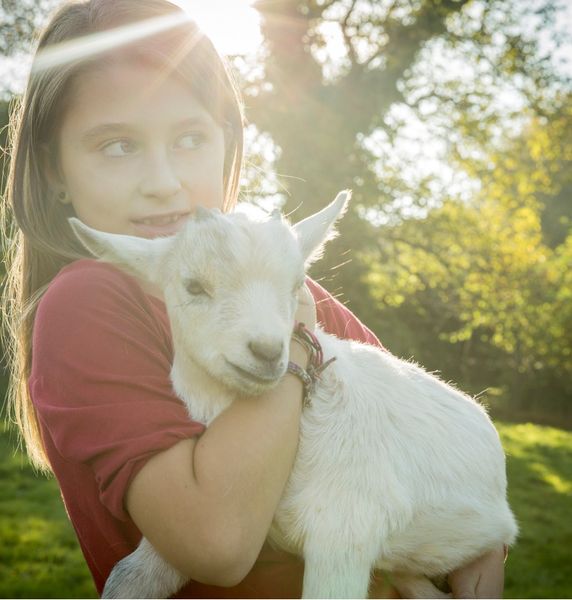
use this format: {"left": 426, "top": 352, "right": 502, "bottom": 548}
{"left": 172, "top": 0, "right": 262, "bottom": 55}
{"left": 33, "top": 1, "right": 261, "bottom": 75}
{"left": 33, "top": 11, "right": 192, "bottom": 74}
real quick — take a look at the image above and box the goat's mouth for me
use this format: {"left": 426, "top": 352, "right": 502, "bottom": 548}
{"left": 225, "top": 360, "right": 282, "bottom": 389}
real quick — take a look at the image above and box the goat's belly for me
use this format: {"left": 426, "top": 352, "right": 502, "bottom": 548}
{"left": 271, "top": 454, "right": 515, "bottom": 576}
{"left": 268, "top": 361, "right": 516, "bottom": 571}
{"left": 271, "top": 493, "right": 516, "bottom": 577}
{"left": 373, "top": 498, "right": 517, "bottom": 575}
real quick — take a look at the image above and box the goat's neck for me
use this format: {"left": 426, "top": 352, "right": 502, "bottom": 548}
{"left": 171, "top": 353, "right": 234, "bottom": 426}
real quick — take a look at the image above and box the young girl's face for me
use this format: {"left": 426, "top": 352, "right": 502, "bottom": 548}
{"left": 57, "top": 59, "right": 227, "bottom": 238}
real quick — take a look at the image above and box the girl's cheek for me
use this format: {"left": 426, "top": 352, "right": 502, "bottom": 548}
{"left": 88, "top": 157, "right": 140, "bottom": 186}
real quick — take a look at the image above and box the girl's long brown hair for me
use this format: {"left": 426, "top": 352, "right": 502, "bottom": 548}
{"left": 1, "top": 0, "right": 244, "bottom": 471}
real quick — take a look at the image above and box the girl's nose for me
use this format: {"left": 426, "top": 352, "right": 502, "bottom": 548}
{"left": 139, "top": 149, "right": 182, "bottom": 199}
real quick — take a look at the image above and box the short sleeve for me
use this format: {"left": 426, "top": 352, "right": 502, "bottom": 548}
{"left": 30, "top": 260, "right": 205, "bottom": 521}
{"left": 306, "top": 278, "right": 385, "bottom": 350}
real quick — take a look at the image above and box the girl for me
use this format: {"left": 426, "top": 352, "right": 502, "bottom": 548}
{"left": 2, "top": 0, "right": 506, "bottom": 597}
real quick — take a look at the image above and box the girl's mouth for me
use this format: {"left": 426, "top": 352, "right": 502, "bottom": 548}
{"left": 139, "top": 214, "right": 183, "bottom": 226}
{"left": 131, "top": 213, "right": 189, "bottom": 238}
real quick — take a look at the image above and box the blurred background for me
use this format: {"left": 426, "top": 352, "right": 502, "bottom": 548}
{"left": 1, "top": 0, "right": 570, "bottom": 597}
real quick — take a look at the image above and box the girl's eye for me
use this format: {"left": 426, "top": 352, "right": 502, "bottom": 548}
{"left": 101, "top": 139, "right": 138, "bottom": 157}
{"left": 185, "top": 279, "right": 209, "bottom": 297}
{"left": 175, "top": 132, "right": 205, "bottom": 150}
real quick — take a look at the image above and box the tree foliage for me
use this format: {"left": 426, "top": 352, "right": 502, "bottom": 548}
{"left": 361, "top": 104, "right": 572, "bottom": 415}
{"left": 0, "top": 0, "right": 59, "bottom": 56}
{"left": 243, "top": 0, "right": 571, "bottom": 323}
{"left": 246, "top": 0, "right": 569, "bottom": 207}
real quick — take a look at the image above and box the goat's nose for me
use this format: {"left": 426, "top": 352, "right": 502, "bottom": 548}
{"left": 248, "top": 338, "right": 284, "bottom": 363}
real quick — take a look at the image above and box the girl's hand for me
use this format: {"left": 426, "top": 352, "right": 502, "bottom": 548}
{"left": 448, "top": 545, "right": 506, "bottom": 598}
{"left": 369, "top": 571, "right": 401, "bottom": 598}
{"left": 295, "top": 283, "right": 317, "bottom": 331}
{"left": 289, "top": 284, "right": 317, "bottom": 371}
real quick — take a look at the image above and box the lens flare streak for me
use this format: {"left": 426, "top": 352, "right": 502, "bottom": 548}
{"left": 33, "top": 11, "right": 192, "bottom": 73}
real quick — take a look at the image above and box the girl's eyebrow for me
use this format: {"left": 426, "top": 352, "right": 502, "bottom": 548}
{"left": 174, "top": 116, "right": 212, "bottom": 131}
{"left": 80, "top": 116, "right": 212, "bottom": 144}
{"left": 80, "top": 122, "right": 133, "bottom": 144}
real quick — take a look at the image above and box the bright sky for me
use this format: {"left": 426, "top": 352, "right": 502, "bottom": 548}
{"left": 177, "top": 0, "right": 262, "bottom": 55}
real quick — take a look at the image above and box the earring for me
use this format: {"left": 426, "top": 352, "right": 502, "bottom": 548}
{"left": 58, "top": 190, "right": 70, "bottom": 204}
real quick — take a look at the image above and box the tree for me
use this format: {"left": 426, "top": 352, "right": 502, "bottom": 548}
{"left": 0, "top": 0, "right": 59, "bottom": 56}
{"left": 360, "top": 103, "right": 572, "bottom": 416}
{"left": 243, "top": 0, "right": 571, "bottom": 314}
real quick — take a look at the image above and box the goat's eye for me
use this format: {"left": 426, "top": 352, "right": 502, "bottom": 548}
{"left": 185, "top": 279, "right": 208, "bottom": 297}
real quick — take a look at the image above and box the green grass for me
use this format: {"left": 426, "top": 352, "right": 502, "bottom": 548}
{"left": 497, "top": 422, "right": 572, "bottom": 599}
{"left": 0, "top": 420, "right": 570, "bottom": 598}
{"left": 0, "top": 423, "right": 97, "bottom": 598}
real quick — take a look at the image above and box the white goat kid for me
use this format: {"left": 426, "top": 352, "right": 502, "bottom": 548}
{"left": 70, "top": 191, "right": 518, "bottom": 600}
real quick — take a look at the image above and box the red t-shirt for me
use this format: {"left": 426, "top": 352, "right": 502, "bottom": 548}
{"left": 30, "top": 258, "right": 383, "bottom": 598}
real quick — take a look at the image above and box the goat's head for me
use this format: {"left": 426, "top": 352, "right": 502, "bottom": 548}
{"left": 69, "top": 190, "right": 350, "bottom": 395}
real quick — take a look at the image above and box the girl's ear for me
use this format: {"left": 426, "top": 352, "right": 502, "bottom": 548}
{"left": 68, "top": 218, "right": 173, "bottom": 284}
{"left": 40, "top": 144, "right": 70, "bottom": 204}
{"left": 292, "top": 190, "right": 351, "bottom": 265}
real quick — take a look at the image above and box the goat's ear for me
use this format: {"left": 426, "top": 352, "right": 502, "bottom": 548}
{"left": 68, "top": 218, "right": 172, "bottom": 283}
{"left": 293, "top": 190, "right": 350, "bottom": 265}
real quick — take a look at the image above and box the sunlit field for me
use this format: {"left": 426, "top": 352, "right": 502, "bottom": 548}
{"left": 1, "top": 420, "right": 571, "bottom": 598}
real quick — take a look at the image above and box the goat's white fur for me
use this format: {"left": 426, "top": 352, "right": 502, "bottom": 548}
{"left": 70, "top": 190, "right": 517, "bottom": 599}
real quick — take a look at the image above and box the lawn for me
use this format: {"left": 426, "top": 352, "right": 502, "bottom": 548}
{"left": 0, "top": 420, "right": 570, "bottom": 598}
{"left": 496, "top": 422, "right": 572, "bottom": 599}
{"left": 0, "top": 423, "right": 97, "bottom": 598}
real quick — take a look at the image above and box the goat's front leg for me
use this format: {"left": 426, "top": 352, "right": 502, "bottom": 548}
{"left": 302, "top": 540, "right": 377, "bottom": 599}
{"left": 102, "top": 537, "right": 187, "bottom": 599}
